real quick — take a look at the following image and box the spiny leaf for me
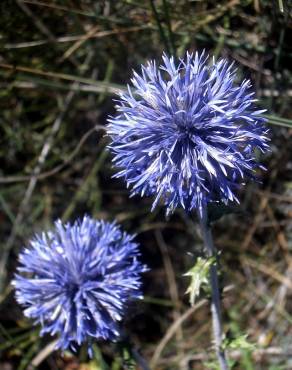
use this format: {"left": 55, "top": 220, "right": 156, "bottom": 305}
{"left": 223, "top": 334, "right": 256, "bottom": 351}
{"left": 204, "top": 358, "right": 237, "bottom": 370}
{"left": 122, "top": 347, "right": 136, "bottom": 370}
{"left": 184, "top": 257, "right": 215, "bottom": 306}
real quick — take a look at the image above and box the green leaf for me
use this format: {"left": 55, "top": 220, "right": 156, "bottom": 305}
{"left": 265, "top": 114, "right": 292, "bottom": 128}
{"left": 184, "top": 257, "right": 215, "bottom": 306}
{"left": 122, "top": 347, "right": 136, "bottom": 370}
{"left": 223, "top": 334, "right": 256, "bottom": 351}
{"left": 204, "top": 359, "right": 237, "bottom": 370}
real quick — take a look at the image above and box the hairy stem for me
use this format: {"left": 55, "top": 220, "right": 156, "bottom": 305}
{"left": 198, "top": 207, "right": 229, "bottom": 370}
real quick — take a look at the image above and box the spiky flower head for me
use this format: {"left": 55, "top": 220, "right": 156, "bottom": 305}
{"left": 107, "top": 52, "right": 269, "bottom": 215}
{"left": 13, "top": 216, "right": 147, "bottom": 355}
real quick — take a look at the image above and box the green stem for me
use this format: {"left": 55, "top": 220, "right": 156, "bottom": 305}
{"left": 149, "top": 0, "right": 171, "bottom": 54}
{"left": 162, "top": 0, "right": 175, "bottom": 56}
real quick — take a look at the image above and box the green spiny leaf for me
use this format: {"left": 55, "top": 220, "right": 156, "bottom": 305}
{"left": 204, "top": 358, "right": 237, "bottom": 369}
{"left": 122, "top": 347, "right": 136, "bottom": 370}
{"left": 223, "top": 334, "right": 256, "bottom": 351}
{"left": 184, "top": 257, "right": 215, "bottom": 306}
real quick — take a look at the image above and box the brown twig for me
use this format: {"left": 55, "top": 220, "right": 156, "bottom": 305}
{"left": 3, "top": 26, "right": 150, "bottom": 50}
{"left": 0, "top": 125, "right": 106, "bottom": 184}
{"left": 242, "top": 257, "right": 292, "bottom": 290}
{"left": 0, "top": 63, "right": 124, "bottom": 94}
{"left": 150, "top": 300, "right": 208, "bottom": 368}
{"left": 241, "top": 195, "right": 268, "bottom": 250}
{"left": 155, "top": 230, "right": 185, "bottom": 368}
{"left": 0, "top": 88, "right": 75, "bottom": 292}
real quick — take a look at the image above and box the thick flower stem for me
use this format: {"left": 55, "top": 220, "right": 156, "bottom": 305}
{"left": 198, "top": 207, "right": 229, "bottom": 370}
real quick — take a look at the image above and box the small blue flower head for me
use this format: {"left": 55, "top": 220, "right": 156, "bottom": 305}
{"left": 13, "top": 216, "right": 147, "bottom": 355}
{"left": 107, "top": 52, "right": 269, "bottom": 215}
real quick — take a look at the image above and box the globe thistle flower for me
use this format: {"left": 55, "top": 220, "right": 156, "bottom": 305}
{"left": 13, "top": 216, "right": 147, "bottom": 355}
{"left": 107, "top": 52, "right": 269, "bottom": 215}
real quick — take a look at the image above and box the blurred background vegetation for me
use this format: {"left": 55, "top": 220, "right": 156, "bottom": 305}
{"left": 0, "top": 0, "right": 291, "bottom": 369}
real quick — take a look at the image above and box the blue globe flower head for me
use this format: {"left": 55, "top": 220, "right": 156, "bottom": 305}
{"left": 13, "top": 216, "right": 147, "bottom": 356}
{"left": 107, "top": 52, "right": 270, "bottom": 216}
